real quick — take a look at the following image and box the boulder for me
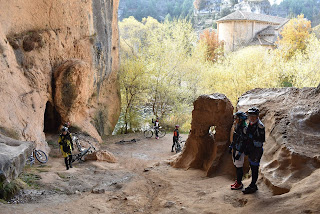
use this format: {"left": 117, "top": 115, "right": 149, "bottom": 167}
{"left": 237, "top": 87, "right": 320, "bottom": 195}
{"left": 84, "top": 150, "right": 117, "bottom": 163}
{"left": 0, "top": 134, "right": 33, "bottom": 183}
{"left": 171, "top": 94, "right": 234, "bottom": 176}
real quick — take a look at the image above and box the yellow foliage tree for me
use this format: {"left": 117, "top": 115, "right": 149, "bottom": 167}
{"left": 199, "top": 29, "right": 224, "bottom": 62}
{"left": 277, "top": 14, "right": 312, "bottom": 59}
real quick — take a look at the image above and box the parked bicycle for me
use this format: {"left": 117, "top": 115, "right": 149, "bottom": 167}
{"left": 26, "top": 148, "right": 48, "bottom": 166}
{"left": 144, "top": 126, "right": 166, "bottom": 138}
{"left": 174, "top": 136, "right": 185, "bottom": 153}
{"left": 71, "top": 133, "right": 96, "bottom": 163}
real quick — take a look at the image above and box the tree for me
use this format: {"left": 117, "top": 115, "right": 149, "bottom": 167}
{"left": 277, "top": 14, "right": 312, "bottom": 59}
{"left": 272, "top": 0, "right": 320, "bottom": 26}
{"left": 117, "top": 17, "right": 208, "bottom": 132}
{"left": 118, "top": 58, "right": 149, "bottom": 133}
{"left": 199, "top": 29, "right": 224, "bottom": 62}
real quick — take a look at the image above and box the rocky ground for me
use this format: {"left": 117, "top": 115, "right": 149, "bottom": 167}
{"left": 0, "top": 132, "right": 319, "bottom": 214}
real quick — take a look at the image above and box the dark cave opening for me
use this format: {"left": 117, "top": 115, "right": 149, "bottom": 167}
{"left": 43, "top": 101, "right": 61, "bottom": 133}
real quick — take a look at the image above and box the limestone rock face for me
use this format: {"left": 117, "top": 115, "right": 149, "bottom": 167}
{"left": 0, "top": 0, "right": 120, "bottom": 149}
{"left": 172, "top": 94, "right": 234, "bottom": 176}
{"left": 0, "top": 134, "right": 33, "bottom": 182}
{"left": 237, "top": 87, "right": 320, "bottom": 195}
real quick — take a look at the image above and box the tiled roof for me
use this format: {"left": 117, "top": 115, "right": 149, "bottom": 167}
{"left": 256, "top": 25, "right": 275, "bottom": 36}
{"left": 248, "top": 35, "right": 275, "bottom": 46}
{"left": 248, "top": 25, "right": 278, "bottom": 46}
{"left": 217, "top": 10, "right": 288, "bottom": 24}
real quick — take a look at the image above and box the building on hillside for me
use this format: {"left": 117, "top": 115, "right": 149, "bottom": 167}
{"left": 234, "top": 0, "right": 271, "bottom": 15}
{"left": 194, "top": 0, "right": 270, "bottom": 16}
{"left": 216, "top": 10, "right": 288, "bottom": 51}
{"left": 194, "top": 0, "right": 223, "bottom": 15}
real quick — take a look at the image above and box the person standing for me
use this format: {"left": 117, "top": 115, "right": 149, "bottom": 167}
{"left": 172, "top": 125, "right": 180, "bottom": 152}
{"left": 230, "top": 111, "right": 248, "bottom": 190}
{"left": 58, "top": 127, "right": 73, "bottom": 170}
{"left": 154, "top": 118, "right": 160, "bottom": 139}
{"left": 242, "top": 107, "right": 265, "bottom": 194}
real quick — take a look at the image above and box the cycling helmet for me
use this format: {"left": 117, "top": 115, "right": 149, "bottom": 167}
{"left": 175, "top": 125, "right": 180, "bottom": 128}
{"left": 64, "top": 122, "right": 70, "bottom": 127}
{"left": 61, "top": 126, "right": 68, "bottom": 132}
{"left": 247, "top": 107, "right": 260, "bottom": 116}
{"left": 234, "top": 111, "right": 247, "bottom": 120}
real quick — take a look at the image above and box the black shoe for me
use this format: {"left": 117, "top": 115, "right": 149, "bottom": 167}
{"left": 171, "top": 150, "right": 174, "bottom": 152}
{"left": 242, "top": 185, "right": 258, "bottom": 194}
{"left": 66, "top": 166, "right": 69, "bottom": 170}
{"left": 69, "top": 164, "right": 73, "bottom": 168}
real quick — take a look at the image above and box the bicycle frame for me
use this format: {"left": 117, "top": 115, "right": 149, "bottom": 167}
{"left": 72, "top": 140, "right": 96, "bottom": 163}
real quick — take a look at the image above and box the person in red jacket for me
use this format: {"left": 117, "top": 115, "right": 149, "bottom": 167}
{"left": 171, "top": 125, "right": 180, "bottom": 152}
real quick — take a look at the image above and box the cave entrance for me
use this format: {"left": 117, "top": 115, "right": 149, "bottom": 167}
{"left": 43, "top": 101, "right": 61, "bottom": 133}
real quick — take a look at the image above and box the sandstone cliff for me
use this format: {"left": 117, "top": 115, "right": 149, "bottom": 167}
{"left": 0, "top": 0, "right": 120, "bottom": 150}
{"left": 174, "top": 86, "right": 320, "bottom": 197}
{"left": 172, "top": 94, "right": 234, "bottom": 176}
{"left": 237, "top": 87, "right": 320, "bottom": 195}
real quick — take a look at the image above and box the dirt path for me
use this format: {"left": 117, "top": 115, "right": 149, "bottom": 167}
{"left": 0, "top": 133, "right": 314, "bottom": 214}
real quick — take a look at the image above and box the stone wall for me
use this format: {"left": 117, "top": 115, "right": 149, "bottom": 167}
{"left": 217, "top": 20, "right": 274, "bottom": 51}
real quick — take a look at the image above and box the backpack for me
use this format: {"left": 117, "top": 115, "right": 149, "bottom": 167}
{"left": 62, "top": 141, "right": 70, "bottom": 153}
{"left": 60, "top": 135, "right": 71, "bottom": 153}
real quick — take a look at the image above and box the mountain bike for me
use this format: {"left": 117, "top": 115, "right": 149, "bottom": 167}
{"left": 144, "top": 127, "right": 166, "bottom": 138}
{"left": 174, "top": 136, "right": 185, "bottom": 153}
{"left": 71, "top": 134, "right": 96, "bottom": 162}
{"left": 26, "top": 148, "right": 48, "bottom": 166}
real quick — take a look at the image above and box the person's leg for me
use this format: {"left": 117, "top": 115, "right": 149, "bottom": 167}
{"left": 250, "top": 165, "right": 259, "bottom": 187}
{"left": 171, "top": 140, "right": 175, "bottom": 152}
{"left": 64, "top": 157, "right": 69, "bottom": 170}
{"left": 155, "top": 128, "right": 159, "bottom": 138}
{"left": 69, "top": 154, "right": 73, "bottom": 168}
{"left": 236, "top": 167, "right": 243, "bottom": 184}
{"left": 242, "top": 163, "right": 259, "bottom": 194}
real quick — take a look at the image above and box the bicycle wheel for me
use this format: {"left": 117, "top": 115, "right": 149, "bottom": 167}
{"left": 175, "top": 143, "right": 181, "bottom": 153}
{"left": 35, "top": 150, "right": 48, "bottom": 164}
{"left": 144, "top": 130, "right": 153, "bottom": 138}
{"left": 158, "top": 130, "right": 166, "bottom": 138}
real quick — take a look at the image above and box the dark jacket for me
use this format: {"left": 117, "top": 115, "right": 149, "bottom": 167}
{"left": 173, "top": 128, "right": 179, "bottom": 140}
{"left": 231, "top": 121, "right": 247, "bottom": 155}
{"left": 246, "top": 119, "right": 265, "bottom": 164}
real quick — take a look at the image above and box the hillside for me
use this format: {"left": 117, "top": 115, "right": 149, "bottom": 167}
{"left": 119, "top": 0, "right": 194, "bottom": 21}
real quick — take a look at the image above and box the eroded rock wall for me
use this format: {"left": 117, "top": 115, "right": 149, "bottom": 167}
{"left": 0, "top": 135, "right": 33, "bottom": 183}
{"left": 237, "top": 87, "right": 320, "bottom": 195}
{"left": 0, "top": 0, "right": 120, "bottom": 149}
{"left": 172, "top": 94, "right": 234, "bottom": 176}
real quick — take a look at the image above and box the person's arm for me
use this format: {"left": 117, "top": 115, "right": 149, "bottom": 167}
{"left": 67, "top": 134, "right": 74, "bottom": 150}
{"left": 256, "top": 121, "right": 265, "bottom": 143}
